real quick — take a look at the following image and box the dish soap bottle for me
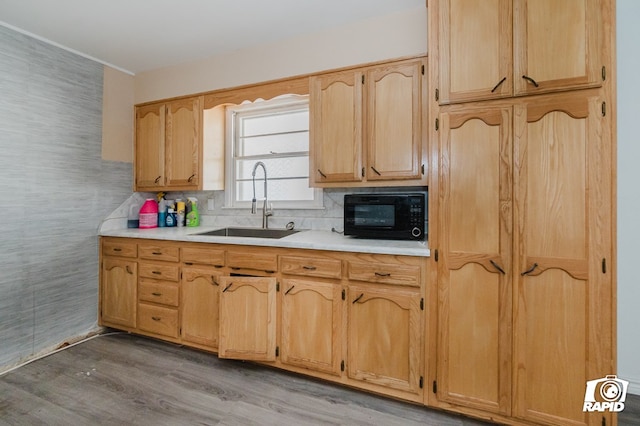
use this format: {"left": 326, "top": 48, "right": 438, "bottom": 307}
{"left": 186, "top": 197, "right": 199, "bottom": 227}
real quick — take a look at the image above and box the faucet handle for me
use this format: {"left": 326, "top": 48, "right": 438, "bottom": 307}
{"left": 265, "top": 202, "right": 274, "bottom": 216}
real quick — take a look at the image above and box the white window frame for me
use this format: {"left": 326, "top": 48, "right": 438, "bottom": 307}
{"left": 224, "top": 95, "right": 323, "bottom": 209}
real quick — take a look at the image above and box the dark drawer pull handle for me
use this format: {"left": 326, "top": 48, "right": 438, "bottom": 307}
{"left": 285, "top": 285, "right": 295, "bottom": 295}
{"left": 490, "top": 260, "right": 506, "bottom": 275}
{"left": 152, "top": 271, "right": 162, "bottom": 275}
{"left": 521, "top": 263, "right": 539, "bottom": 276}
{"left": 491, "top": 77, "right": 507, "bottom": 93}
{"left": 154, "top": 176, "right": 162, "bottom": 184}
{"left": 303, "top": 265, "right": 317, "bottom": 271}
{"left": 352, "top": 293, "right": 364, "bottom": 304}
{"left": 211, "top": 276, "right": 218, "bottom": 286}
{"left": 152, "top": 252, "right": 162, "bottom": 255}
{"left": 113, "top": 248, "right": 122, "bottom": 252}
{"left": 223, "top": 283, "right": 233, "bottom": 292}
{"left": 522, "top": 75, "right": 539, "bottom": 87}
{"left": 215, "top": 265, "right": 224, "bottom": 269}
{"left": 317, "top": 169, "right": 327, "bottom": 179}
{"left": 184, "top": 262, "right": 193, "bottom": 266}
{"left": 152, "top": 292, "right": 162, "bottom": 296}
{"left": 151, "top": 316, "right": 161, "bottom": 321}
{"left": 374, "top": 272, "right": 391, "bottom": 277}
{"left": 126, "top": 266, "right": 133, "bottom": 274}
{"left": 188, "top": 174, "right": 195, "bottom": 183}
{"left": 371, "top": 166, "right": 381, "bottom": 176}
{"left": 231, "top": 267, "right": 241, "bottom": 270}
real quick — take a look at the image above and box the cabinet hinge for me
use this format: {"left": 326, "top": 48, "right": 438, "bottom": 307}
{"left": 602, "top": 66, "right": 606, "bottom": 81}
{"left": 421, "top": 64, "right": 425, "bottom": 75}
{"left": 361, "top": 75, "right": 365, "bottom": 85}
{"left": 420, "top": 376, "right": 424, "bottom": 389}
{"left": 341, "top": 360, "right": 345, "bottom": 372}
{"left": 602, "top": 258, "right": 607, "bottom": 274}
{"left": 602, "top": 416, "right": 606, "bottom": 426}
{"left": 361, "top": 167, "right": 365, "bottom": 177}
{"left": 420, "top": 298, "right": 424, "bottom": 311}
{"left": 276, "top": 282, "right": 280, "bottom": 292}
{"left": 180, "top": 271, "right": 183, "bottom": 279}
{"left": 435, "top": 88, "right": 439, "bottom": 102}
{"left": 421, "top": 164, "right": 425, "bottom": 175}
{"left": 435, "top": 118, "right": 439, "bottom": 131}
{"left": 432, "top": 380, "right": 437, "bottom": 394}
{"left": 602, "top": 102, "right": 606, "bottom": 117}
{"left": 276, "top": 346, "right": 279, "bottom": 357}
{"left": 434, "top": 249, "right": 439, "bottom": 262}
{"left": 342, "top": 289, "right": 346, "bottom": 300}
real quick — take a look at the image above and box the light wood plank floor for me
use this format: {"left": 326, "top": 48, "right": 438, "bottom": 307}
{"left": 0, "top": 332, "right": 637, "bottom": 426}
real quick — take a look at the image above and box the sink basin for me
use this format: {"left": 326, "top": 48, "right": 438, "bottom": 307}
{"left": 194, "top": 227, "right": 300, "bottom": 239}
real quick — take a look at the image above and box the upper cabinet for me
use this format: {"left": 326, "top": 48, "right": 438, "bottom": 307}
{"left": 135, "top": 96, "right": 203, "bottom": 191}
{"left": 434, "top": 0, "right": 603, "bottom": 104}
{"left": 309, "top": 57, "right": 428, "bottom": 187}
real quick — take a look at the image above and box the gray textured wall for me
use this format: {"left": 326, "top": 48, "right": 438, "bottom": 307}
{"left": 0, "top": 25, "right": 132, "bottom": 371}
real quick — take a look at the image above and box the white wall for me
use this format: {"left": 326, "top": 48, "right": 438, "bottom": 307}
{"left": 617, "top": 0, "right": 640, "bottom": 395}
{"left": 134, "top": 7, "right": 427, "bottom": 103}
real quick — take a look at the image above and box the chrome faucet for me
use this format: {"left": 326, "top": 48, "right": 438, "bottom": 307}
{"left": 251, "top": 161, "right": 273, "bottom": 228}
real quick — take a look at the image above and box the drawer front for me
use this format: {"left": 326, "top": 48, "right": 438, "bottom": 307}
{"left": 139, "top": 244, "right": 180, "bottom": 262}
{"left": 182, "top": 246, "right": 225, "bottom": 267}
{"left": 138, "top": 262, "right": 180, "bottom": 282}
{"left": 348, "top": 261, "right": 420, "bottom": 287}
{"left": 280, "top": 255, "right": 342, "bottom": 279}
{"left": 227, "top": 250, "right": 278, "bottom": 273}
{"left": 138, "top": 279, "right": 179, "bottom": 307}
{"left": 137, "top": 303, "right": 179, "bottom": 338}
{"left": 102, "top": 239, "right": 137, "bottom": 258}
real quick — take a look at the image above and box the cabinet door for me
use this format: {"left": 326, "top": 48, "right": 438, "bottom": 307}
{"left": 218, "top": 276, "right": 277, "bottom": 361}
{"left": 181, "top": 266, "right": 222, "bottom": 349}
{"left": 135, "top": 103, "right": 165, "bottom": 189}
{"left": 309, "top": 71, "right": 363, "bottom": 184}
{"left": 165, "top": 97, "right": 201, "bottom": 188}
{"left": 513, "top": 93, "right": 611, "bottom": 425}
{"left": 347, "top": 285, "right": 422, "bottom": 394}
{"left": 101, "top": 257, "right": 137, "bottom": 328}
{"left": 436, "top": 106, "right": 512, "bottom": 414}
{"left": 280, "top": 278, "right": 343, "bottom": 375}
{"left": 366, "top": 59, "right": 425, "bottom": 181}
{"left": 437, "top": 0, "right": 512, "bottom": 104}
{"left": 513, "top": 0, "right": 602, "bottom": 95}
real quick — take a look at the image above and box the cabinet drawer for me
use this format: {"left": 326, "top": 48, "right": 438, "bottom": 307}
{"left": 348, "top": 261, "right": 420, "bottom": 287}
{"left": 137, "top": 303, "right": 179, "bottom": 338}
{"left": 138, "top": 279, "right": 179, "bottom": 307}
{"left": 280, "top": 255, "right": 342, "bottom": 279}
{"left": 227, "top": 250, "right": 278, "bottom": 273}
{"left": 139, "top": 244, "right": 180, "bottom": 262}
{"left": 102, "top": 239, "right": 137, "bottom": 258}
{"left": 182, "top": 246, "right": 225, "bottom": 267}
{"left": 138, "top": 262, "right": 180, "bottom": 282}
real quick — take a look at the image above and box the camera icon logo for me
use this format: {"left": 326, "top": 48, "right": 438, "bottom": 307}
{"left": 583, "top": 375, "right": 629, "bottom": 412}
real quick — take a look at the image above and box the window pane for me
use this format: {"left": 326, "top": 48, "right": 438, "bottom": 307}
{"left": 236, "top": 156, "right": 309, "bottom": 180}
{"left": 236, "top": 178, "right": 314, "bottom": 202}
{"left": 238, "top": 131, "right": 309, "bottom": 157}
{"left": 242, "top": 110, "right": 308, "bottom": 137}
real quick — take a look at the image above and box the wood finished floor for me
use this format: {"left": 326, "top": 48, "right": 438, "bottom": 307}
{"left": 0, "top": 332, "right": 637, "bottom": 426}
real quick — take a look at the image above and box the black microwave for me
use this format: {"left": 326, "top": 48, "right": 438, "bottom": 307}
{"left": 344, "top": 193, "right": 426, "bottom": 240}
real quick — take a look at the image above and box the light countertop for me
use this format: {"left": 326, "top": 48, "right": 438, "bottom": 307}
{"left": 100, "top": 226, "right": 430, "bottom": 257}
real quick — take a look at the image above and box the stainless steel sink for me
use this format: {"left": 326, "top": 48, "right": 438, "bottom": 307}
{"left": 194, "top": 227, "right": 299, "bottom": 239}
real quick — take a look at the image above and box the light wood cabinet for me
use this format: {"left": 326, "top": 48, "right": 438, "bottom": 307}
{"left": 434, "top": 0, "right": 603, "bottom": 104}
{"left": 436, "top": 105, "right": 513, "bottom": 415}
{"left": 218, "top": 276, "right": 277, "bottom": 361}
{"left": 347, "top": 284, "right": 423, "bottom": 395}
{"left": 280, "top": 278, "right": 343, "bottom": 376}
{"left": 181, "top": 265, "right": 221, "bottom": 349}
{"left": 135, "top": 96, "right": 202, "bottom": 191}
{"left": 100, "top": 256, "right": 137, "bottom": 329}
{"left": 310, "top": 57, "right": 427, "bottom": 187}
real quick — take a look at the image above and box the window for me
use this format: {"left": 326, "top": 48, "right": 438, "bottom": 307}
{"left": 225, "top": 95, "right": 322, "bottom": 209}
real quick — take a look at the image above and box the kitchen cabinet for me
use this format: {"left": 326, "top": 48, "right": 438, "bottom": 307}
{"left": 180, "top": 246, "right": 225, "bottom": 350}
{"left": 309, "top": 57, "right": 427, "bottom": 187}
{"left": 280, "top": 254, "right": 344, "bottom": 376}
{"left": 135, "top": 96, "right": 202, "bottom": 191}
{"left": 436, "top": 105, "right": 513, "bottom": 415}
{"left": 347, "top": 284, "right": 423, "bottom": 395}
{"left": 433, "top": 0, "right": 603, "bottom": 104}
{"left": 100, "top": 253, "right": 137, "bottom": 329}
{"left": 218, "top": 276, "right": 277, "bottom": 361}
{"left": 432, "top": 91, "right": 613, "bottom": 425}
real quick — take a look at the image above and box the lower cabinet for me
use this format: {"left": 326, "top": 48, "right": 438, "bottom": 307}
{"left": 181, "top": 265, "right": 222, "bottom": 349}
{"left": 101, "top": 256, "right": 137, "bottom": 328}
{"left": 347, "top": 284, "right": 423, "bottom": 395}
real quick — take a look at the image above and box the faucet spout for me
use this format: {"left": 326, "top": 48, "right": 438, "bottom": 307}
{"left": 251, "top": 161, "right": 272, "bottom": 228}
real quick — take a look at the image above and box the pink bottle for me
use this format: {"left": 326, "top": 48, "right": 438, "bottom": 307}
{"left": 139, "top": 199, "right": 159, "bottom": 229}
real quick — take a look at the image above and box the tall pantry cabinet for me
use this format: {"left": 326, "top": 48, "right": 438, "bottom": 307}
{"left": 427, "top": 1, "right": 616, "bottom": 425}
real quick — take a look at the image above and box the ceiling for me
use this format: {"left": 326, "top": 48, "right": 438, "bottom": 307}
{"left": 0, "top": 0, "right": 423, "bottom": 75}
